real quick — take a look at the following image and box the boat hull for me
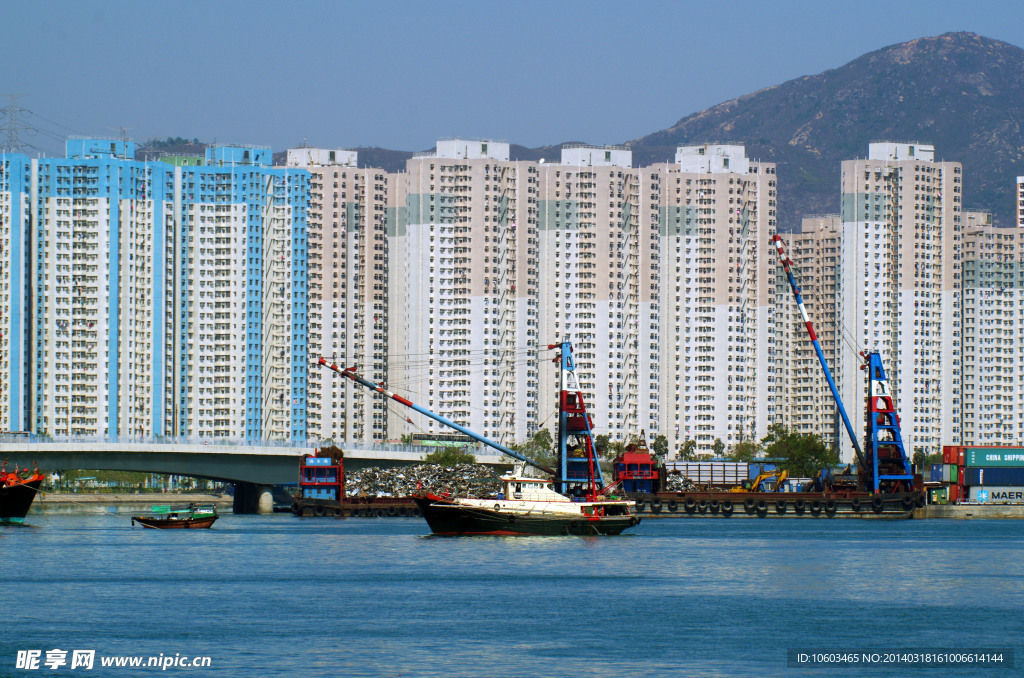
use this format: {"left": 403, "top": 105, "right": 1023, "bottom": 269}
{"left": 413, "top": 496, "right": 639, "bottom": 536}
{"left": 131, "top": 516, "right": 218, "bottom": 529}
{"left": 1, "top": 477, "right": 43, "bottom": 524}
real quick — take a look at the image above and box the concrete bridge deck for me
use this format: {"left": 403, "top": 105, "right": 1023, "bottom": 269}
{"left": 0, "top": 441, "right": 511, "bottom": 514}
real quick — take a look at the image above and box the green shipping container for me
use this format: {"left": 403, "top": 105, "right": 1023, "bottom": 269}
{"left": 962, "top": 448, "right": 1024, "bottom": 468}
{"left": 941, "top": 464, "right": 958, "bottom": 483}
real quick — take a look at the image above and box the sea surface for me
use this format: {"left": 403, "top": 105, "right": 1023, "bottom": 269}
{"left": 3, "top": 508, "right": 1022, "bottom": 677}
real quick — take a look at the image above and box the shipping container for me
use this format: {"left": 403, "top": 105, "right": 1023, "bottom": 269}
{"left": 948, "top": 484, "right": 962, "bottom": 502}
{"left": 944, "top": 446, "right": 965, "bottom": 466}
{"left": 963, "top": 467, "right": 1024, "bottom": 487}
{"left": 962, "top": 447, "right": 1024, "bottom": 468}
{"left": 929, "top": 486, "right": 948, "bottom": 504}
{"left": 967, "top": 486, "right": 1024, "bottom": 503}
{"left": 941, "top": 464, "right": 958, "bottom": 483}
{"left": 929, "top": 464, "right": 942, "bottom": 482}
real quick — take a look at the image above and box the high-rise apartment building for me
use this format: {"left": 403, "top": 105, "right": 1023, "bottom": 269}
{"left": 389, "top": 141, "right": 666, "bottom": 447}
{"left": 0, "top": 140, "right": 309, "bottom": 442}
{"left": 652, "top": 145, "right": 779, "bottom": 455}
{"left": 959, "top": 209, "right": 1024, "bottom": 445}
{"left": 290, "top": 148, "right": 390, "bottom": 443}
{"left": 837, "top": 142, "right": 962, "bottom": 460}
{"left": 534, "top": 146, "right": 660, "bottom": 443}
{"left": 169, "top": 146, "right": 309, "bottom": 442}
{"left": 388, "top": 140, "right": 539, "bottom": 446}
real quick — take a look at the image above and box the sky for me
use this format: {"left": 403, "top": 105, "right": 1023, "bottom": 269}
{"left": 4, "top": 0, "right": 1024, "bottom": 157}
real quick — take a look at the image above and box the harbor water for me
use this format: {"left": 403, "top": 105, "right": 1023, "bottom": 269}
{"left": 3, "top": 509, "right": 1022, "bottom": 677}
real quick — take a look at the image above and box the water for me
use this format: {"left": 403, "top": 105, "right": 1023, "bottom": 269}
{"left": 3, "top": 509, "right": 1022, "bottom": 677}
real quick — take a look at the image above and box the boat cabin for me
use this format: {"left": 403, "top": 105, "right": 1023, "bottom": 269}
{"left": 500, "top": 474, "right": 569, "bottom": 502}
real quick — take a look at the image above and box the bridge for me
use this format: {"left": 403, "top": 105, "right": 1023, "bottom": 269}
{"left": 0, "top": 439, "right": 510, "bottom": 513}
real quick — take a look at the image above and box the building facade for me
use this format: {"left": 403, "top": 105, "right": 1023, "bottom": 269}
{"left": 652, "top": 145, "right": 779, "bottom": 455}
{"left": 837, "top": 142, "right": 962, "bottom": 460}
{"left": 0, "top": 140, "right": 308, "bottom": 442}
{"left": 959, "top": 209, "right": 1024, "bottom": 445}
{"left": 387, "top": 140, "right": 540, "bottom": 446}
{"left": 534, "top": 146, "right": 660, "bottom": 444}
{"left": 290, "top": 148, "right": 390, "bottom": 443}
{"left": 775, "top": 215, "right": 842, "bottom": 450}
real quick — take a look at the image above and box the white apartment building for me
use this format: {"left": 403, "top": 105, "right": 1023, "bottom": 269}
{"left": 534, "top": 146, "right": 661, "bottom": 443}
{"left": 653, "top": 144, "right": 779, "bottom": 455}
{"left": 837, "top": 142, "right": 962, "bottom": 460}
{"left": 388, "top": 140, "right": 540, "bottom": 446}
{"left": 290, "top": 149, "right": 390, "bottom": 443}
{"left": 959, "top": 209, "right": 1024, "bottom": 445}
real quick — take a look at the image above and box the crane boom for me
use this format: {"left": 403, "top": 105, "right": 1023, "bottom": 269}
{"left": 771, "top": 235, "right": 866, "bottom": 468}
{"left": 316, "top": 357, "right": 555, "bottom": 476}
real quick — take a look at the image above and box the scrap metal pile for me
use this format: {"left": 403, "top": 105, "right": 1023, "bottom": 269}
{"left": 345, "top": 464, "right": 503, "bottom": 498}
{"left": 663, "top": 474, "right": 700, "bottom": 493}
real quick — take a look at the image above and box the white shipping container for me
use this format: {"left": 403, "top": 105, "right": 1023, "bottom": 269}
{"left": 968, "top": 486, "right": 1024, "bottom": 504}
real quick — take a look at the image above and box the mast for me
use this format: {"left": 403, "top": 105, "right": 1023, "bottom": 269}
{"left": 552, "top": 341, "right": 604, "bottom": 498}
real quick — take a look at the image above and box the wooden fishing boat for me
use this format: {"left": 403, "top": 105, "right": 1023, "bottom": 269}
{"left": 132, "top": 504, "right": 218, "bottom": 529}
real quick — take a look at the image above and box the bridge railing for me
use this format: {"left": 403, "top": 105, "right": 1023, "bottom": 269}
{"left": 0, "top": 433, "right": 505, "bottom": 458}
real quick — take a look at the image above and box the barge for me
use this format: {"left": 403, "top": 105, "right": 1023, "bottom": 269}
{"left": 605, "top": 236, "right": 928, "bottom": 518}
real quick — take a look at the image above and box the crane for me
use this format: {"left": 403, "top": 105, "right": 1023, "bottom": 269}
{"left": 771, "top": 235, "right": 916, "bottom": 494}
{"left": 318, "top": 341, "right": 607, "bottom": 500}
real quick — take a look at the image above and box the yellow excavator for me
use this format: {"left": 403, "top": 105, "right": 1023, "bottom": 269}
{"left": 731, "top": 469, "right": 788, "bottom": 493}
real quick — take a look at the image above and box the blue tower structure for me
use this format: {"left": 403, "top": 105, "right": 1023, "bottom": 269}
{"left": 862, "top": 353, "right": 916, "bottom": 493}
{"left": 172, "top": 146, "right": 308, "bottom": 443}
{"left": 553, "top": 341, "right": 604, "bottom": 497}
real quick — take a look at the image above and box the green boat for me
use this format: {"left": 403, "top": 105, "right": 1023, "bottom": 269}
{"left": 132, "top": 504, "right": 218, "bottom": 529}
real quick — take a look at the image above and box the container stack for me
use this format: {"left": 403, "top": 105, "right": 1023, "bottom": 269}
{"left": 940, "top": 446, "right": 1024, "bottom": 504}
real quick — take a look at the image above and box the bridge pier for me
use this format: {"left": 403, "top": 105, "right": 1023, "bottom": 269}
{"left": 233, "top": 483, "right": 275, "bottom": 514}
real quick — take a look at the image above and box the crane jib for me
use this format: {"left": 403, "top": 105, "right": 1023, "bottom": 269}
{"left": 316, "top": 357, "right": 554, "bottom": 476}
{"left": 770, "top": 235, "right": 866, "bottom": 464}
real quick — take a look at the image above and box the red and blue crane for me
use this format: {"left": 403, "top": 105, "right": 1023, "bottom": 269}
{"left": 771, "top": 234, "right": 915, "bottom": 493}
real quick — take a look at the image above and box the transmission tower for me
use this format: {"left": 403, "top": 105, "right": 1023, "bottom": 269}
{"left": 0, "top": 94, "right": 34, "bottom": 153}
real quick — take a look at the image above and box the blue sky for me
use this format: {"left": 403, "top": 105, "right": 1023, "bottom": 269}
{"left": 4, "top": 0, "right": 1024, "bottom": 156}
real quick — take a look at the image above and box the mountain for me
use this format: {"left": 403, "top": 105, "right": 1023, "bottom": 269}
{"left": 627, "top": 32, "right": 1024, "bottom": 229}
{"left": 139, "top": 33, "right": 1024, "bottom": 229}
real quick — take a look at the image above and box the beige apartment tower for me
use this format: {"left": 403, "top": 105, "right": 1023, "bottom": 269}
{"left": 652, "top": 144, "right": 779, "bottom": 455}
{"left": 775, "top": 215, "right": 842, "bottom": 450}
{"left": 291, "top": 148, "right": 390, "bottom": 443}
{"left": 387, "top": 140, "right": 539, "bottom": 446}
{"left": 837, "top": 142, "right": 962, "bottom": 460}
{"left": 959, "top": 208, "right": 1024, "bottom": 445}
